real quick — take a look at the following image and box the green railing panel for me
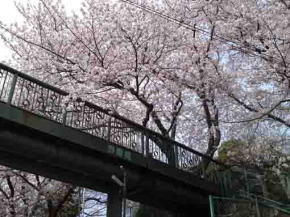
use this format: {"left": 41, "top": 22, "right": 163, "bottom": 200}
{"left": 209, "top": 195, "right": 290, "bottom": 217}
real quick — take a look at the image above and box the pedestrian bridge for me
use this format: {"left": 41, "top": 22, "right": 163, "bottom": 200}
{"left": 0, "top": 63, "right": 228, "bottom": 216}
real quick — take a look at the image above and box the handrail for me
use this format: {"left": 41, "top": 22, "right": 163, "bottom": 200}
{"left": 84, "top": 100, "right": 224, "bottom": 166}
{"left": 0, "top": 63, "right": 68, "bottom": 95}
{"left": 247, "top": 193, "right": 290, "bottom": 209}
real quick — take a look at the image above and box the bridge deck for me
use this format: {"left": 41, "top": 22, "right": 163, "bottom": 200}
{"left": 0, "top": 63, "right": 224, "bottom": 215}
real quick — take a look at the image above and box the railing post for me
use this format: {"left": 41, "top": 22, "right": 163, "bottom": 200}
{"left": 145, "top": 133, "right": 150, "bottom": 158}
{"left": 167, "top": 142, "right": 176, "bottom": 168}
{"left": 62, "top": 102, "right": 68, "bottom": 126}
{"left": 174, "top": 145, "right": 178, "bottom": 168}
{"left": 244, "top": 168, "right": 250, "bottom": 196}
{"left": 62, "top": 110, "right": 67, "bottom": 126}
{"left": 107, "top": 117, "right": 112, "bottom": 141}
{"left": 222, "top": 170, "right": 231, "bottom": 196}
{"left": 218, "top": 172, "right": 225, "bottom": 196}
{"left": 227, "top": 170, "right": 232, "bottom": 190}
{"left": 209, "top": 195, "right": 215, "bottom": 217}
{"left": 255, "top": 197, "right": 261, "bottom": 217}
{"left": 7, "top": 74, "right": 18, "bottom": 104}
{"left": 141, "top": 133, "right": 145, "bottom": 156}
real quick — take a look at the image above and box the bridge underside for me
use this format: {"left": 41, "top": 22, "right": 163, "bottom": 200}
{"left": 0, "top": 102, "right": 219, "bottom": 216}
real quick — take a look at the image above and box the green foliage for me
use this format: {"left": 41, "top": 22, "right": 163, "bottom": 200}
{"left": 60, "top": 205, "right": 79, "bottom": 217}
{"left": 218, "top": 139, "right": 245, "bottom": 164}
{"left": 134, "top": 207, "right": 147, "bottom": 217}
{"left": 54, "top": 188, "right": 80, "bottom": 217}
{"left": 264, "top": 171, "right": 289, "bottom": 202}
{"left": 134, "top": 205, "right": 173, "bottom": 217}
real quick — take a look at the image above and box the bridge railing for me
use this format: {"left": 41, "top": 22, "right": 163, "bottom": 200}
{"left": 0, "top": 63, "right": 227, "bottom": 186}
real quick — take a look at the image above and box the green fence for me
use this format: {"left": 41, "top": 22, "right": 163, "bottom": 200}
{"left": 209, "top": 196, "right": 290, "bottom": 217}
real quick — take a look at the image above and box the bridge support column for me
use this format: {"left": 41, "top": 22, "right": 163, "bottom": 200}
{"left": 107, "top": 191, "right": 122, "bottom": 217}
{"left": 176, "top": 207, "right": 210, "bottom": 217}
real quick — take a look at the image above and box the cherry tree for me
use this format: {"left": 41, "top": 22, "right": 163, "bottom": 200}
{"left": 0, "top": 166, "right": 79, "bottom": 217}
{"left": 0, "top": 1, "right": 196, "bottom": 216}
{"left": 1, "top": 0, "right": 290, "bottom": 216}
{"left": 1, "top": 0, "right": 289, "bottom": 174}
{"left": 1, "top": 0, "right": 185, "bottom": 136}
{"left": 158, "top": 0, "right": 290, "bottom": 128}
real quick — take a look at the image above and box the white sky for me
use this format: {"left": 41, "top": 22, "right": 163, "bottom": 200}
{"left": 0, "top": 0, "right": 83, "bottom": 62}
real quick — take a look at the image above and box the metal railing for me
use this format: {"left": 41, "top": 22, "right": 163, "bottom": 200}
{"left": 0, "top": 63, "right": 227, "bottom": 186}
{"left": 209, "top": 195, "right": 290, "bottom": 217}
{"left": 246, "top": 193, "right": 290, "bottom": 213}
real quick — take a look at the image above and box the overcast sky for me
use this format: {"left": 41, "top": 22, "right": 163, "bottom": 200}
{"left": 0, "top": 0, "right": 83, "bottom": 62}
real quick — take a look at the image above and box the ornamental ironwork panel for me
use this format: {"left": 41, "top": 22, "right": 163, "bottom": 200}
{"left": 176, "top": 145, "right": 203, "bottom": 172}
{"left": 9, "top": 75, "right": 64, "bottom": 122}
{"left": 0, "top": 69, "right": 14, "bottom": 103}
{"left": 109, "top": 118, "right": 143, "bottom": 153}
{"left": 147, "top": 136, "right": 169, "bottom": 164}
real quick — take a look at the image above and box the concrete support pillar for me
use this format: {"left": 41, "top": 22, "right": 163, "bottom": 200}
{"left": 107, "top": 191, "right": 122, "bottom": 217}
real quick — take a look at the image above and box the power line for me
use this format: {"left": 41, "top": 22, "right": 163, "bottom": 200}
{"left": 120, "top": 0, "right": 288, "bottom": 67}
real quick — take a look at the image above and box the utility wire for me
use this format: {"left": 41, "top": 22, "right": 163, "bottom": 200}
{"left": 120, "top": 0, "right": 290, "bottom": 126}
{"left": 120, "top": 0, "right": 288, "bottom": 67}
